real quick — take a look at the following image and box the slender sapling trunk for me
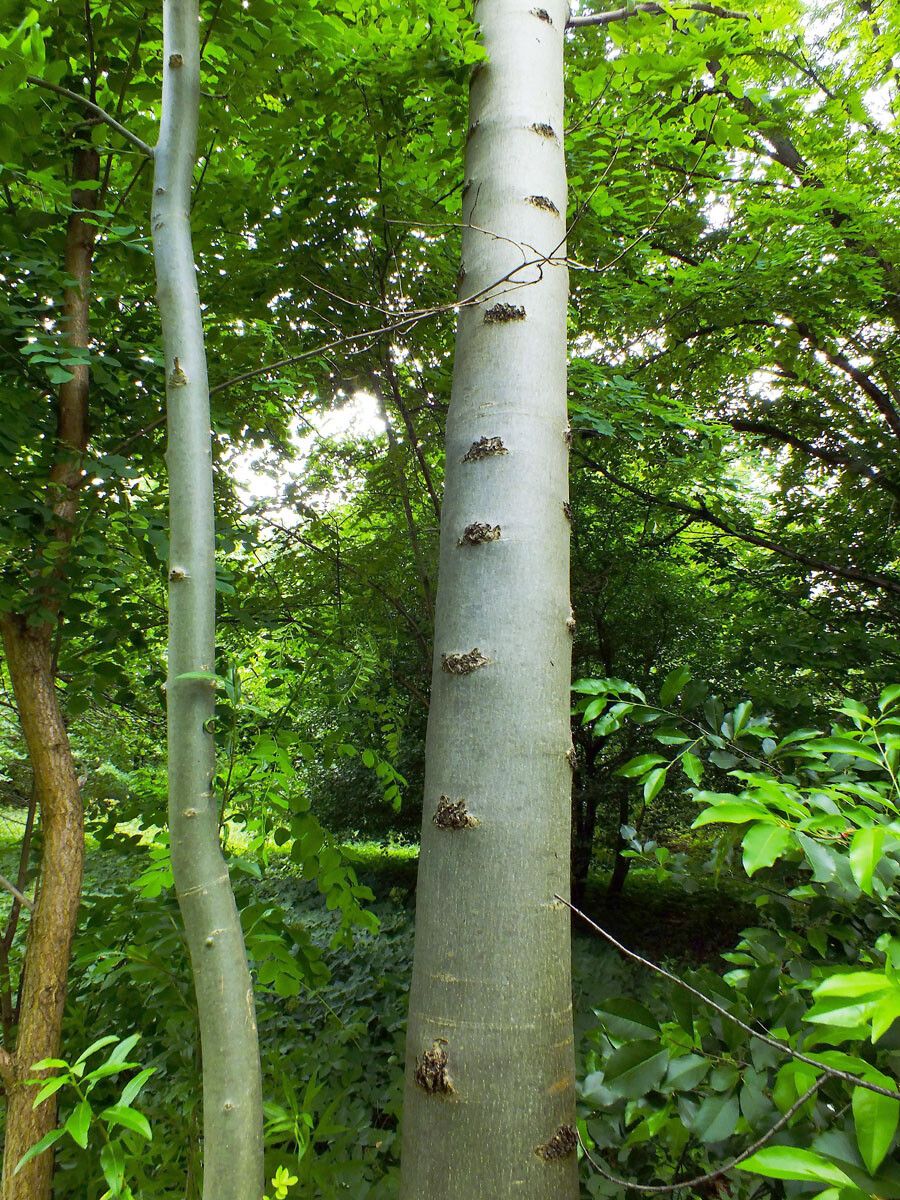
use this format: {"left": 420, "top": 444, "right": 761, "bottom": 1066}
{"left": 152, "top": 4, "right": 263, "bottom": 1196}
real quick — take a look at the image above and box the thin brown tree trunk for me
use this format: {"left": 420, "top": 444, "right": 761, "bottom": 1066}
{"left": 0, "top": 622, "right": 85, "bottom": 1200}
{"left": 0, "top": 141, "right": 97, "bottom": 1200}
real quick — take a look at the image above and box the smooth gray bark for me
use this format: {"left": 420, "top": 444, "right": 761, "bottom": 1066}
{"left": 400, "top": 2, "right": 578, "bottom": 1197}
{"left": 152, "top": 4, "right": 264, "bottom": 1197}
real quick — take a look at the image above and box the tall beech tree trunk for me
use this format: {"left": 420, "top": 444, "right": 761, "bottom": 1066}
{"left": 151, "top": 4, "right": 263, "bottom": 1197}
{"left": 400, "top": 3, "right": 578, "bottom": 1197}
{"left": 0, "top": 141, "right": 98, "bottom": 1200}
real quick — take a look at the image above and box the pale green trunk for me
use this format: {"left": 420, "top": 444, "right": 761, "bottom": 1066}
{"left": 152, "top": 4, "right": 263, "bottom": 1198}
{"left": 400, "top": 2, "right": 578, "bottom": 1197}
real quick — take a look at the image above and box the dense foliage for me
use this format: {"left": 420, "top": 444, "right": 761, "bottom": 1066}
{"left": 0, "top": 0, "right": 898, "bottom": 1196}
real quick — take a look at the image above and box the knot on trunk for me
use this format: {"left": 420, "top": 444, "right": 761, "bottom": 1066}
{"left": 530, "top": 122, "right": 557, "bottom": 140}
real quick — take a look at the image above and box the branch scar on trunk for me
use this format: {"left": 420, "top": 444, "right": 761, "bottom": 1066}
{"left": 462, "top": 435, "right": 508, "bottom": 461}
{"left": 414, "top": 1040, "right": 454, "bottom": 1095}
{"left": 535, "top": 1124, "right": 577, "bottom": 1161}
{"left": 441, "top": 649, "right": 490, "bottom": 675}
{"left": 433, "top": 796, "right": 479, "bottom": 830}
{"left": 484, "top": 303, "right": 526, "bottom": 323}
{"left": 526, "top": 194, "right": 560, "bottom": 214}
{"left": 458, "top": 523, "right": 501, "bottom": 546}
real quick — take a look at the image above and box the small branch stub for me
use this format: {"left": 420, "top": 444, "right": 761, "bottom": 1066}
{"left": 169, "top": 357, "right": 188, "bottom": 387}
{"left": 484, "top": 303, "right": 526, "bottom": 324}
{"left": 530, "top": 122, "right": 557, "bottom": 140}
{"left": 467, "top": 120, "right": 480, "bottom": 141}
{"left": 456, "top": 264, "right": 467, "bottom": 292}
{"left": 459, "top": 522, "right": 501, "bottom": 546}
{"left": 526, "top": 194, "right": 560, "bottom": 215}
{"left": 566, "top": 611, "right": 576, "bottom": 636}
{"left": 462, "top": 436, "right": 507, "bottom": 462}
{"left": 169, "top": 53, "right": 184, "bottom": 68}
{"left": 169, "top": 566, "right": 188, "bottom": 581}
{"left": 415, "top": 1040, "right": 454, "bottom": 1095}
{"left": 564, "top": 426, "right": 572, "bottom": 446}
{"left": 442, "top": 649, "right": 489, "bottom": 675}
{"left": 433, "top": 796, "right": 479, "bottom": 830}
{"left": 536, "top": 1125, "right": 577, "bottom": 1161}
{"left": 565, "top": 745, "right": 577, "bottom": 770}
{"left": 562, "top": 500, "right": 572, "bottom": 522}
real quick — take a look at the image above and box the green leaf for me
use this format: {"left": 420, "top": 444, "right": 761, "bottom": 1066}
{"left": 691, "top": 1093, "right": 739, "bottom": 1143}
{"left": 808, "top": 737, "right": 883, "bottom": 765}
{"left": 104, "top": 1034, "right": 141, "bottom": 1066}
{"left": 74, "top": 1036, "right": 119, "bottom": 1066}
{"left": 100, "top": 1140, "right": 126, "bottom": 1195}
{"left": 120, "top": 1067, "right": 155, "bottom": 1108}
{"left": 593, "top": 998, "right": 659, "bottom": 1041}
{"left": 849, "top": 827, "right": 887, "bottom": 895}
{"left": 693, "top": 802, "right": 774, "bottom": 828}
{"left": 100, "top": 1104, "right": 152, "bottom": 1140}
{"left": 879, "top": 685, "right": 900, "bottom": 712}
{"left": 853, "top": 1082, "right": 899, "bottom": 1174}
{"left": 665, "top": 1054, "right": 709, "bottom": 1091}
{"left": 31, "top": 1074, "right": 68, "bottom": 1109}
{"left": 659, "top": 665, "right": 691, "bottom": 706}
{"left": 643, "top": 767, "right": 667, "bottom": 803}
{"left": 601, "top": 1039, "right": 669, "bottom": 1100}
{"left": 742, "top": 822, "right": 793, "bottom": 875}
{"left": 616, "top": 754, "right": 666, "bottom": 778}
{"left": 737, "top": 1146, "right": 855, "bottom": 1187}
{"left": 65, "top": 1099, "right": 92, "bottom": 1148}
{"left": 798, "top": 833, "right": 839, "bottom": 883}
{"left": 14, "top": 1127, "right": 65, "bottom": 1175}
{"left": 682, "top": 752, "right": 703, "bottom": 785}
{"left": 813, "top": 973, "right": 892, "bottom": 999}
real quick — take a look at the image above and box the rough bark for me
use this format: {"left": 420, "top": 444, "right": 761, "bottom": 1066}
{"left": 152, "top": 4, "right": 263, "bottom": 1197}
{"left": 400, "top": 3, "right": 577, "bottom": 1197}
{"left": 0, "top": 622, "right": 84, "bottom": 1200}
{"left": 0, "top": 141, "right": 98, "bottom": 1200}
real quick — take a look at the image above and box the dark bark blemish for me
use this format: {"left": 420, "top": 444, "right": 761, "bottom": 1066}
{"left": 531, "top": 7, "right": 552, "bottom": 22}
{"left": 442, "top": 649, "right": 489, "bottom": 675}
{"left": 562, "top": 500, "right": 572, "bottom": 522}
{"left": 526, "top": 194, "right": 560, "bottom": 215}
{"left": 536, "top": 1124, "right": 577, "bottom": 1161}
{"left": 484, "top": 303, "right": 526, "bottom": 323}
{"left": 433, "top": 796, "right": 478, "bottom": 830}
{"left": 458, "top": 522, "right": 501, "bottom": 546}
{"left": 415, "top": 1040, "right": 454, "bottom": 1094}
{"left": 530, "top": 122, "right": 557, "bottom": 139}
{"left": 462, "top": 436, "right": 508, "bottom": 462}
